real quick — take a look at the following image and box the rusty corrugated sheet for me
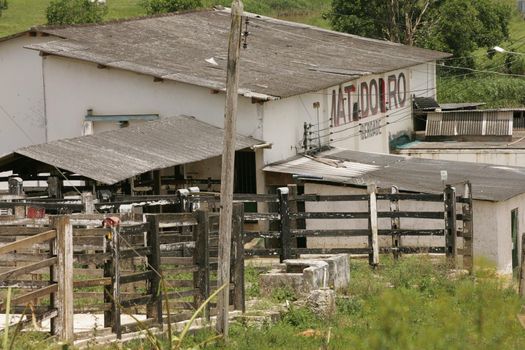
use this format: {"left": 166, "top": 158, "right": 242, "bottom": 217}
{"left": 8, "top": 116, "right": 262, "bottom": 185}
{"left": 25, "top": 9, "right": 450, "bottom": 99}
{"left": 264, "top": 148, "right": 525, "bottom": 201}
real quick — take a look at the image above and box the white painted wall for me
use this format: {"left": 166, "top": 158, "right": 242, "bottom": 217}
{"left": 42, "top": 55, "right": 263, "bottom": 142}
{"left": 397, "top": 149, "right": 525, "bottom": 167}
{"left": 0, "top": 35, "right": 49, "bottom": 153}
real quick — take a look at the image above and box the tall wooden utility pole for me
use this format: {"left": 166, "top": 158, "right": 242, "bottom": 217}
{"left": 216, "top": 0, "right": 244, "bottom": 337}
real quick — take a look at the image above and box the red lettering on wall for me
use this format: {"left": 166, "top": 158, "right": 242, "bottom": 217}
{"left": 388, "top": 75, "right": 398, "bottom": 109}
{"left": 369, "top": 79, "right": 379, "bottom": 115}
{"left": 379, "top": 78, "right": 386, "bottom": 113}
{"left": 360, "top": 82, "right": 369, "bottom": 118}
{"left": 344, "top": 85, "right": 356, "bottom": 122}
{"left": 397, "top": 73, "right": 407, "bottom": 107}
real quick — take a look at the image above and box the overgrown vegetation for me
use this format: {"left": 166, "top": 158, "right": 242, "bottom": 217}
{"left": 438, "top": 75, "right": 525, "bottom": 108}
{"left": 3, "top": 257, "right": 525, "bottom": 349}
{"left": 185, "top": 257, "right": 525, "bottom": 350}
{"left": 46, "top": 0, "right": 108, "bottom": 25}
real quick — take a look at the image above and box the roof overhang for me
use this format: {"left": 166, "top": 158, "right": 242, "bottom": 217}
{"left": 0, "top": 116, "right": 264, "bottom": 185}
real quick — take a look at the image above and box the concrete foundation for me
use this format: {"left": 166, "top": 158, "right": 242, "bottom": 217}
{"left": 259, "top": 254, "right": 350, "bottom": 297}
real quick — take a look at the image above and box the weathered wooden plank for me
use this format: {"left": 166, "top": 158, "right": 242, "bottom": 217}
{"left": 291, "top": 229, "right": 445, "bottom": 237}
{"left": 75, "top": 252, "right": 111, "bottom": 265}
{"left": 232, "top": 203, "right": 245, "bottom": 312}
{"left": 368, "top": 185, "right": 379, "bottom": 266}
{"left": 162, "top": 266, "right": 198, "bottom": 273}
{"left": 120, "top": 247, "right": 151, "bottom": 260}
{"left": 160, "top": 257, "right": 194, "bottom": 265}
{"left": 294, "top": 248, "right": 372, "bottom": 255}
{"left": 0, "top": 284, "right": 57, "bottom": 310}
{"left": 0, "top": 229, "right": 56, "bottom": 255}
{"left": 378, "top": 212, "right": 445, "bottom": 219}
{"left": 73, "top": 228, "right": 108, "bottom": 236}
{"left": 120, "top": 223, "right": 148, "bottom": 235}
{"left": 0, "top": 280, "right": 53, "bottom": 288}
{"left": 120, "top": 295, "right": 152, "bottom": 308}
{"left": 293, "top": 212, "right": 369, "bottom": 219}
{"left": 296, "top": 194, "right": 369, "bottom": 202}
{"left": 278, "top": 188, "right": 291, "bottom": 262}
{"left": 0, "top": 257, "right": 57, "bottom": 280}
{"left": 377, "top": 193, "right": 444, "bottom": 202}
{"left": 52, "top": 216, "right": 74, "bottom": 343}
{"left": 244, "top": 231, "right": 280, "bottom": 239}
{"left": 74, "top": 277, "right": 111, "bottom": 288}
{"left": 244, "top": 212, "right": 280, "bottom": 221}
{"left": 194, "top": 209, "right": 210, "bottom": 318}
{"left": 0, "top": 226, "right": 48, "bottom": 236}
{"left": 120, "top": 271, "right": 155, "bottom": 285}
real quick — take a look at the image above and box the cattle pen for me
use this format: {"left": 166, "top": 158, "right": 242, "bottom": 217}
{"left": 0, "top": 183, "right": 473, "bottom": 344}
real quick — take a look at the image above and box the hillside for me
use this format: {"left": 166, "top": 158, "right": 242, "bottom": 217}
{"left": 0, "top": 0, "right": 330, "bottom": 37}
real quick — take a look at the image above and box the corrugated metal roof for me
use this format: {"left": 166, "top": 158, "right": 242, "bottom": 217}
{"left": 24, "top": 9, "right": 450, "bottom": 99}
{"left": 264, "top": 148, "right": 525, "bottom": 201}
{"left": 0, "top": 116, "right": 262, "bottom": 185}
{"left": 426, "top": 111, "right": 513, "bottom": 138}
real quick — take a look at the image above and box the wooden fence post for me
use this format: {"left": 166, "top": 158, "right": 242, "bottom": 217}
{"left": 231, "top": 203, "right": 245, "bottom": 312}
{"left": 390, "top": 186, "right": 401, "bottom": 260}
{"left": 81, "top": 192, "right": 95, "bottom": 214}
{"left": 288, "top": 184, "right": 299, "bottom": 251}
{"left": 50, "top": 215, "right": 74, "bottom": 343}
{"left": 104, "top": 221, "right": 121, "bottom": 339}
{"left": 194, "top": 210, "right": 210, "bottom": 320}
{"left": 462, "top": 182, "right": 474, "bottom": 274}
{"left": 519, "top": 235, "right": 525, "bottom": 297}
{"left": 146, "top": 215, "right": 163, "bottom": 324}
{"left": 444, "top": 185, "right": 457, "bottom": 267}
{"left": 368, "top": 184, "right": 379, "bottom": 267}
{"left": 278, "top": 187, "right": 292, "bottom": 262}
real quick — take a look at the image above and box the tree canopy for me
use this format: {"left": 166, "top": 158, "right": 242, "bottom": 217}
{"left": 329, "top": 0, "right": 512, "bottom": 68}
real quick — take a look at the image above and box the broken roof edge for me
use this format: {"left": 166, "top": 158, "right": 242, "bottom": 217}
{"left": 263, "top": 148, "right": 525, "bottom": 202}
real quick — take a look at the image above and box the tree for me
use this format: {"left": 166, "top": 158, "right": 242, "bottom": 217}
{"left": 329, "top": 0, "right": 512, "bottom": 68}
{"left": 47, "top": 0, "right": 108, "bottom": 25}
{"left": 329, "top": 0, "right": 437, "bottom": 46}
{"left": 140, "top": 0, "right": 202, "bottom": 15}
{"left": 0, "top": 0, "right": 8, "bottom": 17}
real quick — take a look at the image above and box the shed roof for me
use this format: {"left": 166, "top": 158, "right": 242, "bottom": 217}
{"left": 25, "top": 9, "right": 450, "bottom": 99}
{"left": 264, "top": 148, "right": 525, "bottom": 201}
{"left": 0, "top": 116, "right": 262, "bottom": 185}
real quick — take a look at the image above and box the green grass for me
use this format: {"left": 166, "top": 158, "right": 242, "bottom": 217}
{"left": 0, "top": 0, "right": 329, "bottom": 37}
{"left": 5, "top": 256, "right": 525, "bottom": 349}
{"left": 183, "top": 257, "right": 525, "bottom": 350}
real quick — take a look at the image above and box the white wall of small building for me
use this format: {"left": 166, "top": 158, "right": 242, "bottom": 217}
{"left": 0, "top": 35, "right": 48, "bottom": 152}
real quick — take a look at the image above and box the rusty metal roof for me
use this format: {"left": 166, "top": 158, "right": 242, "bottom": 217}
{"left": 264, "top": 148, "right": 525, "bottom": 201}
{"left": 25, "top": 9, "right": 450, "bottom": 99}
{"left": 0, "top": 116, "right": 262, "bottom": 184}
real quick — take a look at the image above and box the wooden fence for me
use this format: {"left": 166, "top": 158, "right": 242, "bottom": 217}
{"left": 0, "top": 208, "right": 245, "bottom": 343}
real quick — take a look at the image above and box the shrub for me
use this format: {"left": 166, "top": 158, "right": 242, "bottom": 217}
{"left": 47, "top": 0, "right": 108, "bottom": 25}
{"left": 141, "top": 0, "right": 202, "bottom": 15}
